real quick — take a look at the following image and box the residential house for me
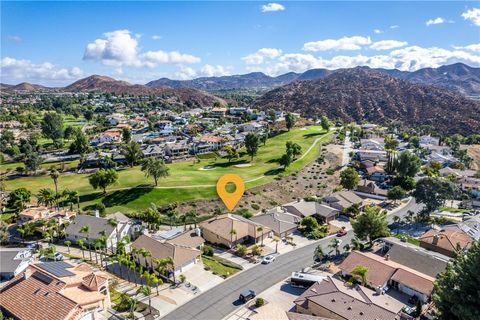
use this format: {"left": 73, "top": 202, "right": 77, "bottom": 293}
{"left": 17, "top": 206, "right": 76, "bottom": 225}
{"left": 419, "top": 135, "right": 440, "bottom": 146}
{"left": 131, "top": 234, "right": 202, "bottom": 275}
{"left": 0, "top": 249, "right": 32, "bottom": 281}
{"left": 250, "top": 208, "right": 300, "bottom": 238}
{"left": 356, "top": 180, "right": 388, "bottom": 198}
{"left": 198, "top": 135, "right": 226, "bottom": 151}
{"left": 339, "top": 251, "right": 436, "bottom": 302}
{"left": 438, "top": 167, "right": 476, "bottom": 178}
{"left": 457, "top": 176, "right": 480, "bottom": 198}
{"left": 210, "top": 107, "right": 227, "bottom": 118}
{"left": 283, "top": 201, "right": 340, "bottom": 224}
{"left": 154, "top": 227, "right": 205, "bottom": 250}
{"left": 65, "top": 214, "right": 131, "bottom": 253}
{"left": 293, "top": 276, "right": 403, "bottom": 320}
{"left": 356, "top": 150, "right": 387, "bottom": 162}
{"left": 366, "top": 166, "right": 386, "bottom": 182}
{"left": 239, "top": 121, "right": 263, "bottom": 133}
{"left": 141, "top": 144, "right": 165, "bottom": 159}
{"left": 0, "top": 261, "right": 110, "bottom": 320}
{"left": 164, "top": 141, "right": 190, "bottom": 158}
{"left": 424, "top": 145, "right": 456, "bottom": 165}
{"left": 458, "top": 216, "right": 480, "bottom": 241}
{"left": 229, "top": 107, "right": 247, "bottom": 116}
{"left": 323, "top": 191, "right": 364, "bottom": 212}
{"left": 419, "top": 225, "right": 473, "bottom": 257}
{"left": 106, "top": 113, "right": 126, "bottom": 126}
{"left": 90, "top": 128, "right": 122, "bottom": 146}
{"left": 199, "top": 214, "right": 271, "bottom": 248}
{"left": 360, "top": 138, "right": 385, "bottom": 151}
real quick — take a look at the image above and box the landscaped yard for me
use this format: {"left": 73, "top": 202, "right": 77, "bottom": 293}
{"left": 202, "top": 255, "right": 243, "bottom": 278}
{"left": 394, "top": 233, "right": 420, "bottom": 246}
{"left": 4, "top": 126, "right": 331, "bottom": 213}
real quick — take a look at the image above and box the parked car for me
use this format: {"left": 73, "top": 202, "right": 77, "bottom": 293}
{"left": 261, "top": 255, "right": 276, "bottom": 264}
{"left": 239, "top": 289, "right": 256, "bottom": 303}
{"left": 53, "top": 252, "right": 64, "bottom": 261}
{"left": 337, "top": 229, "right": 347, "bottom": 237}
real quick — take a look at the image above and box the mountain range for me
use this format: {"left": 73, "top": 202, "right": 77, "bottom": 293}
{"left": 146, "top": 63, "right": 480, "bottom": 96}
{"left": 253, "top": 67, "right": 480, "bottom": 135}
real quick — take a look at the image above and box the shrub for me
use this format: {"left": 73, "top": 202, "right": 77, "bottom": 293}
{"left": 251, "top": 203, "right": 260, "bottom": 210}
{"left": 202, "top": 245, "right": 214, "bottom": 257}
{"left": 251, "top": 245, "right": 262, "bottom": 256}
{"left": 235, "top": 244, "right": 248, "bottom": 257}
{"left": 255, "top": 297, "right": 265, "bottom": 308}
{"left": 326, "top": 168, "right": 335, "bottom": 175}
{"left": 95, "top": 203, "right": 106, "bottom": 217}
{"left": 179, "top": 274, "right": 186, "bottom": 283}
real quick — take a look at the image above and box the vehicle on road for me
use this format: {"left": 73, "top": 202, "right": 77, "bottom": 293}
{"left": 239, "top": 290, "right": 256, "bottom": 303}
{"left": 261, "top": 255, "right": 276, "bottom": 264}
{"left": 53, "top": 252, "right": 64, "bottom": 261}
{"left": 336, "top": 229, "right": 347, "bottom": 237}
{"left": 290, "top": 272, "right": 327, "bottom": 288}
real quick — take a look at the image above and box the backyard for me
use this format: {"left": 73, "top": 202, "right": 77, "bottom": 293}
{"left": 4, "top": 126, "right": 331, "bottom": 213}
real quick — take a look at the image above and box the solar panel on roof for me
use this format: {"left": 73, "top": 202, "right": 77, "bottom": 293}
{"left": 32, "top": 271, "right": 53, "bottom": 284}
{"left": 36, "top": 262, "right": 75, "bottom": 277}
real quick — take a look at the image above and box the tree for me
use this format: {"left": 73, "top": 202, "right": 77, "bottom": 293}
{"left": 37, "top": 188, "right": 56, "bottom": 207}
{"left": 433, "top": 242, "right": 480, "bottom": 320}
{"left": 186, "top": 210, "right": 199, "bottom": 228}
{"left": 80, "top": 225, "right": 92, "bottom": 261}
{"left": 245, "top": 133, "right": 259, "bottom": 161}
{"left": 7, "top": 188, "right": 31, "bottom": 211}
{"left": 24, "top": 152, "right": 43, "bottom": 173}
{"left": 285, "top": 113, "right": 295, "bottom": 131}
{"left": 88, "top": 169, "right": 118, "bottom": 194}
{"left": 414, "top": 177, "right": 457, "bottom": 215}
{"left": 77, "top": 239, "right": 86, "bottom": 259}
{"left": 301, "top": 216, "right": 319, "bottom": 233}
{"left": 340, "top": 167, "right": 359, "bottom": 190}
{"left": 223, "top": 145, "right": 239, "bottom": 162}
{"left": 121, "top": 141, "right": 143, "bottom": 167}
{"left": 286, "top": 141, "right": 301, "bottom": 159}
{"left": 235, "top": 244, "right": 247, "bottom": 256}
{"left": 384, "top": 136, "right": 399, "bottom": 150}
{"left": 50, "top": 169, "right": 60, "bottom": 197}
{"left": 64, "top": 240, "right": 72, "bottom": 253}
{"left": 351, "top": 265, "right": 368, "bottom": 286}
{"left": 395, "top": 151, "right": 421, "bottom": 177}
{"left": 69, "top": 130, "right": 89, "bottom": 155}
{"left": 0, "top": 220, "right": 9, "bottom": 245}
{"left": 320, "top": 116, "right": 330, "bottom": 131}
{"left": 279, "top": 152, "right": 293, "bottom": 170}
{"left": 122, "top": 127, "right": 132, "bottom": 143}
{"left": 313, "top": 244, "right": 324, "bottom": 261}
{"left": 41, "top": 112, "right": 64, "bottom": 141}
{"left": 137, "top": 285, "right": 152, "bottom": 314}
{"left": 350, "top": 206, "right": 390, "bottom": 245}
{"left": 141, "top": 157, "right": 169, "bottom": 186}
{"left": 387, "top": 186, "right": 406, "bottom": 203}
{"left": 409, "top": 136, "right": 420, "bottom": 148}
{"left": 329, "top": 238, "right": 341, "bottom": 256}
{"left": 392, "top": 175, "right": 416, "bottom": 191}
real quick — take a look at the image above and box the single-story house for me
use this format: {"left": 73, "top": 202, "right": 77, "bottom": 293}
{"left": 439, "top": 167, "right": 476, "bottom": 178}
{"left": 17, "top": 206, "right": 76, "bottom": 225}
{"left": 283, "top": 201, "right": 340, "bottom": 223}
{"left": 419, "top": 135, "right": 440, "bottom": 146}
{"left": 250, "top": 208, "right": 300, "bottom": 238}
{"left": 199, "top": 214, "right": 271, "bottom": 248}
{"left": 154, "top": 227, "right": 205, "bottom": 250}
{"left": 356, "top": 150, "right": 387, "bottom": 162}
{"left": 419, "top": 225, "right": 473, "bottom": 257}
{"left": 339, "top": 251, "right": 436, "bottom": 302}
{"left": 131, "top": 234, "right": 201, "bottom": 275}
{"left": 294, "top": 276, "right": 402, "bottom": 320}
{"left": 359, "top": 138, "right": 385, "bottom": 151}
{"left": 366, "top": 166, "right": 386, "bottom": 182}
{"left": 323, "top": 191, "right": 364, "bottom": 212}
{"left": 356, "top": 180, "right": 388, "bottom": 197}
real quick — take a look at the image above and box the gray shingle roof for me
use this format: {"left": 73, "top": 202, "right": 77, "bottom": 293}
{"left": 387, "top": 244, "right": 448, "bottom": 277}
{"left": 65, "top": 215, "right": 115, "bottom": 240}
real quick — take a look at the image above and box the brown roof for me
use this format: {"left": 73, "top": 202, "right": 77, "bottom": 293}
{"left": 294, "top": 277, "right": 400, "bottom": 320}
{"left": 286, "top": 312, "right": 333, "bottom": 320}
{"left": 419, "top": 226, "right": 473, "bottom": 253}
{"left": 167, "top": 230, "right": 205, "bottom": 248}
{"left": 339, "top": 251, "right": 435, "bottom": 295}
{"left": 131, "top": 235, "right": 201, "bottom": 269}
{"left": 199, "top": 214, "right": 270, "bottom": 243}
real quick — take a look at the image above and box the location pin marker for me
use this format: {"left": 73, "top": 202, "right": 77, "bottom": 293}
{"left": 217, "top": 174, "right": 245, "bottom": 211}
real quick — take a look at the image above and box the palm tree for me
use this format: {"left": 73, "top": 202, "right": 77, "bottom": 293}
{"left": 149, "top": 273, "right": 162, "bottom": 296}
{"left": 256, "top": 226, "right": 264, "bottom": 246}
{"left": 166, "top": 210, "right": 178, "bottom": 230}
{"left": 77, "top": 239, "right": 86, "bottom": 259}
{"left": 393, "top": 215, "right": 401, "bottom": 235}
{"left": 186, "top": 210, "right": 198, "bottom": 228}
{"left": 154, "top": 257, "right": 175, "bottom": 283}
{"left": 273, "top": 237, "right": 280, "bottom": 253}
{"left": 37, "top": 188, "right": 56, "bottom": 208}
{"left": 329, "top": 238, "right": 341, "bottom": 256}
{"left": 79, "top": 225, "right": 92, "bottom": 261}
{"left": 50, "top": 169, "right": 60, "bottom": 202}
{"left": 351, "top": 237, "right": 365, "bottom": 251}
{"left": 141, "top": 157, "right": 169, "bottom": 186}
{"left": 314, "top": 244, "right": 324, "bottom": 261}
{"left": 180, "top": 214, "right": 188, "bottom": 231}
{"left": 351, "top": 265, "right": 368, "bottom": 286}
{"left": 230, "top": 229, "right": 237, "bottom": 245}
{"left": 136, "top": 285, "right": 152, "bottom": 314}
{"left": 139, "top": 248, "right": 152, "bottom": 269}
{"left": 64, "top": 240, "right": 72, "bottom": 253}
{"left": 63, "top": 189, "right": 79, "bottom": 211}
{"left": 107, "top": 218, "right": 119, "bottom": 253}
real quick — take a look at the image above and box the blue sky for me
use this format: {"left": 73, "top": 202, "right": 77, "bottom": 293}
{"left": 1, "top": 1, "right": 479, "bottom": 86}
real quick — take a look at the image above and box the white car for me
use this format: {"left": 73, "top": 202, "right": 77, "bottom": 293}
{"left": 262, "top": 255, "right": 276, "bottom": 264}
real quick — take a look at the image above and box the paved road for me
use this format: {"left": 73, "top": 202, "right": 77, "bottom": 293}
{"left": 163, "top": 199, "right": 423, "bottom": 320}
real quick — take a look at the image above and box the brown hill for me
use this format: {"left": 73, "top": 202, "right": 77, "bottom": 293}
{"left": 253, "top": 68, "right": 480, "bottom": 135}
{"left": 1, "top": 82, "right": 49, "bottom": 92}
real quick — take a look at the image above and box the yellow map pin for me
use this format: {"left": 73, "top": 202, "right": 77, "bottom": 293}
{"left": 216, "top": 173, "right": 245, "bottom": 211}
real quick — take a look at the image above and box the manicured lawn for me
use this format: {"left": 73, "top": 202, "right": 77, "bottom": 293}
{"left": 202, "top": 255, "right": 242, "bottom": 278}
{"left": 438, "top": 207, "right": 469, "bottom": 213}
{"left": 5, "top": 126, "right": 331, "bottom": 213}
{"left": 2, "top": 160, "right": 80, "bottom": 171}
{"left": 394, "top": 233, "right": 420, "bottom": 246}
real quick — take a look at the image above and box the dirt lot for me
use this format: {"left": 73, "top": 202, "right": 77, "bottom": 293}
{"left": 462, "top": 144, "right": 480, "bottom": 170}
{"left": 177, "top": 142, "right": 343, "bottom": 216}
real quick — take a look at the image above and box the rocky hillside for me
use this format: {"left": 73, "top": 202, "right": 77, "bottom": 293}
{"left": 253, "top": 68, "right": 480, "bottom": 135}
{"left": 0, "top": 82, "right": 49, "bottom": 92}
{"left": 146, "top": 63, "right": 480, "bottom": 95}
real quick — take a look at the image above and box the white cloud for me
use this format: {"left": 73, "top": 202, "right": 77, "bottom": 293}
{"left": 303, "top": 36, "right": 372, "bottom": 51}
{"left": 7, "top": 35, "right": 22, "bottom": 43}
{"left": 0, "top": 57, "right": 83, "bottom": 85}
{"left": 200, "top": 64, "right": 232, "bottom": 77}
{"left": 83, "top": 29, "right": 200, "bottom": 68}
{"left": 242, "top": 48, "right": 283, "bottom": 64}
{"left": 374, "top": 29, "right": 382, "bottom": 34}
{"left": 243, "top": 46, "right": 480, "bottom": 75}
{"left": 370, "top": 40, "right": 408, "bottom": 50}
{"left": 452, "top": 43, "right": 480, "bottom": 52}
{"left": 389, "top": 25, "right": 399, "bottom": 29}
{"left": 426, "top": 17, "right": 445, "bottom": 26}
{"left": 462, "top": 8, "right": 480, "bottom": 26}
{"left": 151, "top": 35, "right": 162, "bottom": 40}
{"left": 261, "top": 3, "right": 285, "bottom": 12}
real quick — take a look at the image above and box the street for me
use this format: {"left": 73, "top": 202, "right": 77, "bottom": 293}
{"left": 163, "top": 199, "right": 423, "bottom": 320}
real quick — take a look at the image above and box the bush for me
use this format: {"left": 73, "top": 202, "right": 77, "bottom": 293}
{"left": 255, "top": 297, "right": 265, "bottom": 308}
{"left": 326, "top": 168, "right": 335, "bottom": 175}
{"left": 202, "top": 245, "right": 214, "bottom": 257}
{"left": 251, "top": 245, "right": 262, "bottom": 256}
{"left": 251, "top": 203, "right": 260, "bottom": 210}
{"left": 235, "top": 244, "right": 248, "bottom": 257}
{"left": 234, "top": 208, "right": 253, "bottom": 219}
{"left": 95, "top": 203, "right": 106, "bottom": 217}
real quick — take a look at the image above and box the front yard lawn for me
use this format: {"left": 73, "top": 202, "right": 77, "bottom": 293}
{"left": 395, "top": 233, "right": 420, "bottom": 246}
{"left": 202, "top": 255, "right": 243, "bottom": 278}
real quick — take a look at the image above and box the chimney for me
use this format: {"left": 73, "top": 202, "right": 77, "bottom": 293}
{"left": 385, "top": 254, "right": 390, "bottom": 261}
{"left": 94, "top": 209, "right": 100, "bottom": 218}
{"left": 433, "top": 234, "right": 440, "bottom": 245}
{"left": 24, "top": 268, "right": 32, "bottom": 280}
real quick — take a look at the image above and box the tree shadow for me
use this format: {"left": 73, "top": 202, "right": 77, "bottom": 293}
{"left": 102, "top": 186, "right": 153, "bottom": 207}
{"left": 79, "top": 192, "right": 104, "bottom": 203}
{"left": 265, "top": 168, "right": 284, "bottom": 176}
{"left": 210, "top": 159, "right": 249, "bottom": 168}
{"left": 303, "top": 132, "right": 325, "bottom": 138}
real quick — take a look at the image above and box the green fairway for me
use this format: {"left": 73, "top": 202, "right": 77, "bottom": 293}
{"left": 5, "top": 126, "right": 331, "bottom": 213}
